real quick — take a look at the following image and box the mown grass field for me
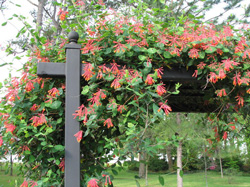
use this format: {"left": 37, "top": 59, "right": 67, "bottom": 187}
{"left": 112, "top": 169, "right": 250, "bottom": 187}
{"left": 0, "top": 163, "right": 23, "bottom": 187}
{"left": 0, "top": 164, "right": 250, "bottom": 187}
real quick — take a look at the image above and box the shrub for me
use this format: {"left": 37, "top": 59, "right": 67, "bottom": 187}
{"left": 148, "top": 155, "right": 168, "bottom": 172}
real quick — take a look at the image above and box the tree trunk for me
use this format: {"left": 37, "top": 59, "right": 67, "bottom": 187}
{"left": 166, "top": 146, "right": 173, "bottom": 172}
{"left": 218, "top": 148, "right": 224, "bottom": 178}
{"left": 204, "top": 146, "right": 208, "bottom": 187}
{"left": 177, "top": 141, "right": 183, "bottom": 187}
{"left": 37, "top": 0, "right": 45, "bottom": 34}
{"left": 176, "top": 113, "right": 183, "bottom": 187}
{"left": 145, "top": 160, "right": 148, "bottom": 186}
{"left": 139, "top": 152, "right": 146, "bottom": 178}
{"left": 10, "top": 151, "right": 13, "bottom": 176}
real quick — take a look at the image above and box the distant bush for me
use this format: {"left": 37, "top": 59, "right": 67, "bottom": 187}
{"left": 148, "top": 155, "right": 168, "bottom": 172}
{"left": 126, "top": 161, "right": 139, "bottom": 171}
{"left": 241, "top": 164, "right": 250, "bottom": 173}
{"left": 126, "top": 155, "right": 169, "bottom": 172}
{"left": 222, "top": 156, "right": 244, "bottom": 171}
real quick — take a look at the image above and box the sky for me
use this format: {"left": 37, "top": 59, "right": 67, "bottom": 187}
{"left": 0, "top": 0, "right": 249, "bottom": 97}
{"left": 0, "top": 1, "right": 34, "bottom": 85}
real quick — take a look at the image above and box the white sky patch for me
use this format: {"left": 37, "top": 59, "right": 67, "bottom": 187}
{"left": 0, "top": 1, "right": 34, "bottom": 83}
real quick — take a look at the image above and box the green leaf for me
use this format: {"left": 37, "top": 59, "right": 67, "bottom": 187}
{"left": 104, "top": 48, "right": 112, "bottom": 54}
{"left": 178, "top": 27, "right": 184, "bottom": 32}
{"left": 56, "top": 159, "right": 60, "bottom": 165}
{"left": 135, "top": 179, "right": 141, "bottom": 187}
{"left": 43, "top": 177, "right": 49, "bottom": 182}
{"left": 51, "top": 101, "right": 62, "bottom": 109}
{"left": 97, "top": 57, "right": 103, "bottom": 61}
{"left": 139, "top": 55, "right": 147, "bottom": 61}
{"left": 2, "top": 22, "right": 7, "bottom": 26}
{"left": 54, "top": 145, "right": 64, "bottom": 151}
{"left": 112, "top": 169, "right": 118, "bottom": 176}
{"left": 29, "top": 155, "right": 35, "bottom": 162}
{"left": 30, "top": 95, "right": 38, "bottom": 102}
{"left": 81, "top": 85, "right": 89, "bottom": 95}
{"left": 243, "top": 63, "right": 250, "bottom": 70}
{"left": 147, "top": 48, "right": 157, "bottom": 54}
{"left": 153, "top": 103, "right": 159, "bottom": 115}
{"left": 163, "top": 51, "right": 172, "bottom": 58}
{"left": 97, "top": 145, "right": 103, "bottom": 153}
{"left": 198, "top": 51, "right": 205, "bottom": 59}
{"left": 0, "top": 63, "right": 8, "bottom": 67}
{"left": 180, "top": 170, "right": 183, "bottom": 178}
{"left": 222, "top": 47, "right": 229, "bottom": 53}
{"left": 57, "top": 118, "right": 62, "bottom": 124}
{"left": 158, "top": 175, "right": 164, "bottom": 186}
{"left": 205, "top": 47, "right": 217, "bottom": 54}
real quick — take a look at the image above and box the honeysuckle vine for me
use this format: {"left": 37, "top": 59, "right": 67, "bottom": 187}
{"left": 0, "top": 0, "right": 250, "bottom": 186}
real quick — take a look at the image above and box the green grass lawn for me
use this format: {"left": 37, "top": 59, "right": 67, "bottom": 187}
{"left": 0, "top": 163, "right": 23, "bottom": 187}
{"left": 112, "top": 170, "right": 250, "bottom": 187}
{"left": 1, "top": 165, "right": 250, "bottom": 187}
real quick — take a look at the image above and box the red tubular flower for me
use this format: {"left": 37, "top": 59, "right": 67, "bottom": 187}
{"left": 21, "top": 145, "right": 30, "bottom": 154}
{"left": 192, "top": 70, "right": 198, "bottom": 78}
{"left": 103, "top": 174, "right": 112, "bottom": 186}
{"left": 156, "top": 84, "right": 166, "bottom": 96}
{"left": 48, "top": 88, "right": 60, "bottom": 97}
{"left": 189, "top": 48, "right": 200, "bottom": 59}
{"left": 58, "top": 8, "right": 68, "bottom": 21}
{"left": 145, "top": 74, "right": 155, "bottom": 85}
{"left": 82, "top": 63, "right": 95, "bottom": 81}
{"left": 111, "top": 62, "right": 120, "bottom": 74}
{"left": 217, "top": 69, "right": 226, "bottom": 80}
{"left": 30, "top": 113, "right": 47, "bottom": 127}
{"left": 111, "top": 78, "right": 121, "bottom": 89}
{"left": 104, "top": 118, "right": 114, "bottom": 128}
{"left": 215, "top": 89, "right": 227, "bottom": 97}
{"left": 30, "top": 181, "right": 38, "bottom": 187}
{"left": 75, "top": 0, "right": 85, "bottom": 6}
{"left": 209, "top": 72, "right": 218, "bottom": 83}
{"left": 87, "top": 178, "right": 99, "bottom": 187}
{"left": 4, "top": 122, "right": 16, "bottom": 134}
{"left": 233, "top": 73, "right": 242, "bottom": 86}
{"left": 231, "top": 126, "right": 236, "bottom": 130}
{"left": 155, "top": 67, "right": 163, "bottom": 79}
{"left": 197, "top": 62, "right": 206, "bottom": 69}
{"left": 11, "top": 77, "right": 19, "bottom": 87}
{"left": 246, "top": 88, "right": 250, "bottom": 94}
{"left": 74, "top": 131, "right": 83, "bottom": 142}
{"left": 20, "top": 180, "right": 28, "bottom": 187}
{"left": 222, "top": 132, "right": 227, "bottom": 140}
{"left": 222, "top": 59, "right": 239, "bottom": 71}
{"left": 236, "top": 95, "right": 244, "bottom": 107}
{"left": 0, "top": 136, "right": 3, "bottom": 147}
{"left": 73, "top": 104, "right": 90, "bottom": 124}
{"left": 30, "top": 104, "right": 40, "bottom": 111}
{"left": 59, "top": 158, "right": 65, "bottom": 172}
{"left": 158, "top": 101, "right": 172, "bottom": 115}
{"left": 117, "top": 105, "right": 126, "bottom": 113}
{"left": 25, "top": 81, "right": 34, "bottom": 92}
{"left": 113, "top": 41, "right": 127, "bottom": 53}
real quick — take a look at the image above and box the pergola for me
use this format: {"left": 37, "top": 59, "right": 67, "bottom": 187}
{"left": 37, "top": 31, "right": 217, "bottom": 187}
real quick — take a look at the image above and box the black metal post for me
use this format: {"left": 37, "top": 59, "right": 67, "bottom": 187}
{"left": 65, "top": 31, "right": 81, "bottom": 187}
